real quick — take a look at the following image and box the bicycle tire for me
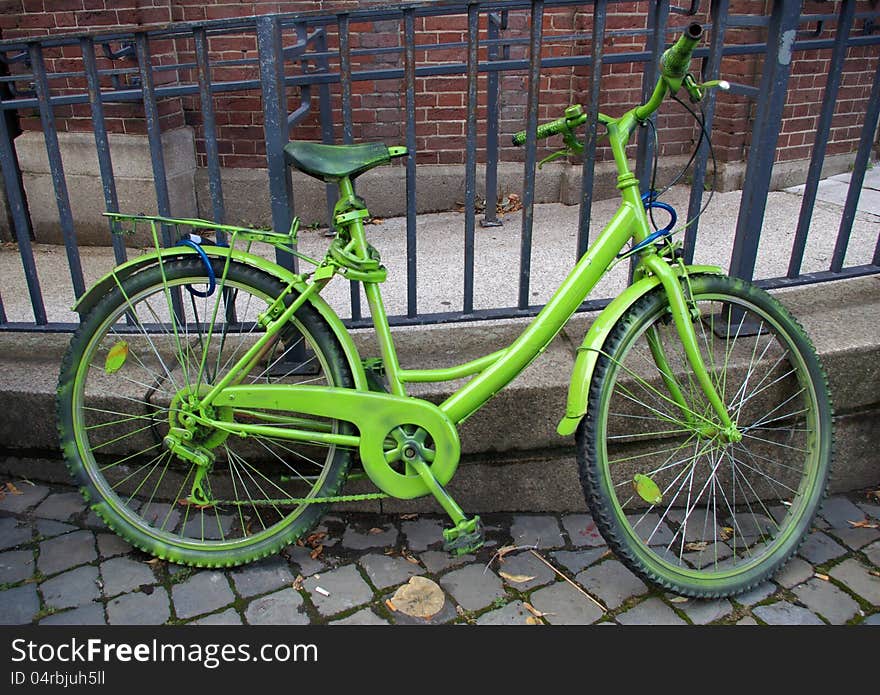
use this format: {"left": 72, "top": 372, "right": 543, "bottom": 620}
{"left": 57, "top": 258, "right": 355, "bottom": 568}
{"left": 577, "top": 274, "right": 832, "bottom": 598}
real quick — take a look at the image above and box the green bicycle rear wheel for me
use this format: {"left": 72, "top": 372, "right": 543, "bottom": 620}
{"left": 57, "top": 258, "right": 355, "bottom": 567}
{"left": 577, "top": 274, "right": 832, "bottom": 598}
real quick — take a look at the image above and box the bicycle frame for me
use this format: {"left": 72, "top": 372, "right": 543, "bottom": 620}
{"left": 77, "top": 26, "right": 736, "bottom": 536}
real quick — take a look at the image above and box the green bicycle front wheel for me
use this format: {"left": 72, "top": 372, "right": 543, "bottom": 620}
{"left": 57, "top": 258, "right": 355, "bottom": 568}
{"left": 577, "top": 274, "right": 832, "bottom": 598}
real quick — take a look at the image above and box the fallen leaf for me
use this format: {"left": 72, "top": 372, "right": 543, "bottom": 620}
{"left": 523, "top": 602, "right": 545, "bottom": 618}
{"left": 847, "top": 518, "right": 879, "bottom": 529}
{"left": 684, "top": 541, "right": 708, "bottom": 552}
{"left": 309, "top": 545, "right": 324, "bottom": 560}
{"left": 400, "top": 513, "right": 418, "bottom": 521}
{"left": 669, "top": 596, "right": 689, "bottom": 603}
{"left": 292, "top": 574, "right": 304, "bottom": 590}
{"left": 720, "top": 526, "right": 734, "bottom": 541}
{"left": 146, "top": 558, "right": 164, "bottom": 567}
{"left": 385, "top": 599, "right": 397, "bottom": 612}
{"left": 495, "top": 545, "right": 519, "bottom": 561}
{"left": 368, "top": 527, "right": 384, "bottom": 535}
{"left": 633, "top": 474, "right": 662, "bottom": 505}
{"left": 869, "top": 570, "right": 880, "bottom": 578}
{"left": 305, "top": 531, "right": 327, "bottom": 547}
{"left": 814, "top": 572, "right": 830, "bottom": 581}
{"left": 104, "top": 340, "right": 129, "bottom": 374}
{"left": 525, "top": 616, "right": 542, "bottom": 625}
{"left": 499, "top": 571, "right": 536, "bottom": 584}
{"left": 401, "top": 550, "right": 420, "bottom": 565}
{"left": 5, "top": 482, "right": 22, "bottom": 495}
{"left": 369, "top": 218, "right": 384, "bottom": 225}
{"left": 388, "top": 576, "right": 445, "bottom": 619}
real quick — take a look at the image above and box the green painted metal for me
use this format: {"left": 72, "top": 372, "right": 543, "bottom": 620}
{"left": 556, "top": 265, "right": 724, "bottom": 436}
{"left": 210, "top": 384, "right": 461, "bottom": 499}
{"left": 400, "top": 349, "right": 506, "bottom": 383}
{"left": 64, "top": 32, "right": 751, "bottom": 560}
{"left": 71, "top": 235, "right": 369, "bottom": 392}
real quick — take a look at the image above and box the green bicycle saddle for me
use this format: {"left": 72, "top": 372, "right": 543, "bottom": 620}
{"left": 284, "top": 141, "right": 393, "bottom": 181}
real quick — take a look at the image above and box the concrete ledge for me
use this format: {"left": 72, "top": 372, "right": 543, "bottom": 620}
{"left": 14, "top": 129, "right": 198, "bottom": 246}
{"left": 0, "top": 275, "right": 877, "bottom": 511}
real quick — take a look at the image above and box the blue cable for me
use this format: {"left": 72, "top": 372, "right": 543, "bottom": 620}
{"left": 175, "top": 237, "right": 216, "bottom": 297}
{"left": 618, "top": 192, "right": 678, "bottom": 257}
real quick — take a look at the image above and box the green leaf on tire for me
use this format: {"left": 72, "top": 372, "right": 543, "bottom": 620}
{"left": 633, "top": 474, "right": 662, "bottom": 505}
{"left": 105, "top": 340, "right": 129, "bottom": 374}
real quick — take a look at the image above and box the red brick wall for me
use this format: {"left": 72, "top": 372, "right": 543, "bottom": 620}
{"left": 0, "top": 0, "right": 876, "bottom": 171}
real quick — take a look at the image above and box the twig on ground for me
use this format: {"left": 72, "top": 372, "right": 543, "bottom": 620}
{"left": 529, "top": 550, "right": 606, "bottom": 613}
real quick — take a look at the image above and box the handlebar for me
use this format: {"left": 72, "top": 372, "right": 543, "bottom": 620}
{"left": 512, "top": 116, "right": 569, "bottom": 146}
{"left": 512, "top": 23, "right": 706, "bottom": 147}
{"left": 661, "top": 22, "right": 703, "bottom": 81}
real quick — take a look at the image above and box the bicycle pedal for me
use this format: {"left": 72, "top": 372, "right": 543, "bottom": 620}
{"left": 442, "top": 516, "right": 484, "bottom": 556}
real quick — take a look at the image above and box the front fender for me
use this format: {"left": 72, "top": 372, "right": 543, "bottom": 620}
{"left": 73, "top": 245, "right": 369, "bottom": 391}
{"left": 557, "top": 265, "right": 724, "bottom": 436}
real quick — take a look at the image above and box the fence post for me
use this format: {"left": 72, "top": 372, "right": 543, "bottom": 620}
{"left": 729, "top": 0, "right": 800, "bottom": 281}
{"left": 256, "top": 15, "right": 296, "bottom": 272}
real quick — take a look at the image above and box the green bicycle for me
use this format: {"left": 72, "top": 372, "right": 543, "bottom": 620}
{"left": 56, "top": 24, "right": 831, "bottom": 598}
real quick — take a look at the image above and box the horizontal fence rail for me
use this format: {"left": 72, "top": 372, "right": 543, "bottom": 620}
{"left": 0, "top": 0, "right": 878, "bottom": 331}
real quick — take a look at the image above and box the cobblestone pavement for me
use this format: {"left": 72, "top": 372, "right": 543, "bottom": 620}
{"left": 1, "top": 479, "right": 878, "bottom": 626}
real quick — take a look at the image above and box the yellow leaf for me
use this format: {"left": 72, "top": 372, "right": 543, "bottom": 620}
{"left": 525, "top": 616, "right": 542, "bottom": 625}
{"left": 499, "top": 571, "right": 536, "bottom": 584}
{"left": 104, "top": 340, "right": 129, "bottom": 374}
{"left": 685, "top": 541, "right": 708, "bottom": 552}
{"left": 292, "top": 574, "right": 304, "bottom": 591}
{"left": 669, "top": 596, "right": 690, "bottom": 603}
{"left": 495, "top": 545, "right": 519, "bottom": 561}
{"left": 5, "top": 482, "right": 22, "bottom": 495}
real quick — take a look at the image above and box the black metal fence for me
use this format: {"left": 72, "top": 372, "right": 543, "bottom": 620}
{"left": 0, "top": 0, "right": 878, "bottom": 332}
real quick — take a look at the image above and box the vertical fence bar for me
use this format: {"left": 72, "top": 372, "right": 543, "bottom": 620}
{"left": 576, "top": 0, "right": 607, "bottom": 259}
{"left": 463, "top": 3, "right": 479, "bottom": 314}
{"left": 0, "top": 292, "right": 6, "bottom": 324}
{"left": 635, "top": 0, "right": 669, "bottom": 191}
{"left": 135, "top": 32, "right": 183, "bottom": 322}
{"left": 482, "top": 10, "right": 503, "bottom": 228}
{"left": 404, "top": 9, "right": 418, "bottom": 318}
{"left": 729, "top": 0, "right": 800, "bottom": 281}
{"left": 830, "top": 56, "right": 880, "bottom": 273}
{"left": 314, "top": 27, "right": 337, "bottom": 228}
{"left": 81, "top": 37, "right": 126, "bottom": 265}
{"left": 194, "top": 28, "right": 226, "bottom": 235}
{"left": 0, "top": 103, "right": 45, "bottom": 324}
{"left": 788, "top": 0, "right": 854, "bottom": 277}
{"left": 29, "top": 42, "right": 85, "bottom": 299}
{"left": 683, "top": 0, "right": 728, "bottom": 264}
{"left": 135, "top": 33, "right": 174, "bottom": 241}
{"left": 518, "top": 0, "right": 544, "bottom": 310}
{"left": 256, "top": 16, "right": 296, "bottom": 272}
{"left": 338, "top": 14, "right": 361, "bottom": 321}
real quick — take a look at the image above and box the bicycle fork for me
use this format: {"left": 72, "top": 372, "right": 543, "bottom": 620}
{"left": 639, "top": 254, "right": 741, "bottom": 444}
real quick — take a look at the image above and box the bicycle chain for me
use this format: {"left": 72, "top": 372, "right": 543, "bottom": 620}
{"left": 216, "top": 491, "right": 389, "bottom": 507}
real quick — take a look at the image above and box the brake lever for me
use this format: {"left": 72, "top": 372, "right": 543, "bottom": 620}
{"left": 683, "top": 74, "right": 731, "bottom": 103}
{"left": 538, "top": 148, "right": 573, "bottom": 169}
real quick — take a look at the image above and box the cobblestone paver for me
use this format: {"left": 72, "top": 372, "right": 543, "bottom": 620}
{"left": 1, "top": 477, "right": 878, "bottom": 625}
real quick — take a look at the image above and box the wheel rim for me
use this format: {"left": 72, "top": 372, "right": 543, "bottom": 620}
{"left": 70, "top": 268, "right": 347, "bottom": 553}
{"left": 597, "top": 289, "right": 825, "bottom": 586}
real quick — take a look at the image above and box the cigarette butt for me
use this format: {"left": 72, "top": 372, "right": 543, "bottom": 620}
{"left": 315, "top": 586, "right": 330, "bottom": 597}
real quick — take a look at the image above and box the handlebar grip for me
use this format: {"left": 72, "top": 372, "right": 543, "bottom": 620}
{"left": 661, "top": 22, "right": 703, "bottom": 79}
{"left": 511, "top": 116, "right": 569, "bottom": 146}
